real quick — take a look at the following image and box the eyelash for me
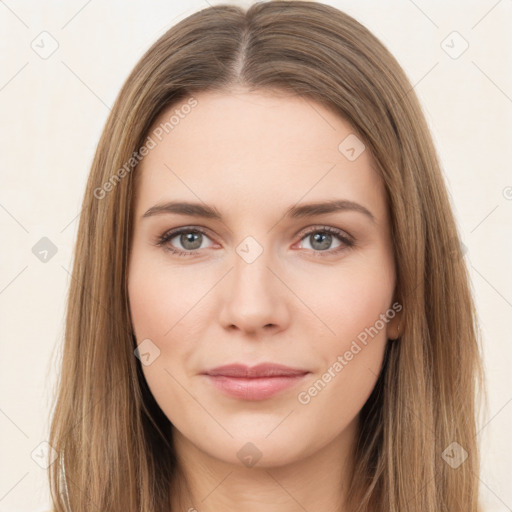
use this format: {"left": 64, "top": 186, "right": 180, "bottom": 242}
{"left": 155, "top": 225, "right": 355, "bottom": 258}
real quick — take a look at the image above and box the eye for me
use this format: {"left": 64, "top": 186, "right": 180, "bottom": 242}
{"left": 295, "top": 226, "right": 354, "bottom": 255}
{"left": 155, "top": 225, "right": 355, "bottom": 257}
{"left": 155, "top": 227, "right": 215, "bottom": 257}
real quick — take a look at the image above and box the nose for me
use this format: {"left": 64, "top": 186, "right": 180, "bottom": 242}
{"left": 217, "top": 248, "right": 291, "bottom": 336}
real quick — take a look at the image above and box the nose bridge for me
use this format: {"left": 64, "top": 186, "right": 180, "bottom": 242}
{"left": 231, "top": 235, "right": 278, "bottom": 304}
{"left": 218, "top": 234, "right": 289, "bottom": 333}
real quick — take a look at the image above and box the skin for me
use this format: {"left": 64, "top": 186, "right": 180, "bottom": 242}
{"left": 127, "top": 87, "right": 401, "bottom": 512}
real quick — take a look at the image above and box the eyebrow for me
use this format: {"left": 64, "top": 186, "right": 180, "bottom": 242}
{"left": 141, "top": 199, "right": 375, "bottom": 223}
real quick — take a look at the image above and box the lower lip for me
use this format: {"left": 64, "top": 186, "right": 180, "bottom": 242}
{"left": 204, "top": 374, "right": 309, "bottom": 401}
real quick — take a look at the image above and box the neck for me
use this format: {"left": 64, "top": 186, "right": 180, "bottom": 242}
{"left": 170, "top": 416, "right": 358, "bottom": 512}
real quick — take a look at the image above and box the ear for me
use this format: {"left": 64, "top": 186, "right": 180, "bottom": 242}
{"left": 385, "top": 297, "right": 403, "bottom": 340}
{"left": 386, "top": 312, "right": 402, "bottom": 340}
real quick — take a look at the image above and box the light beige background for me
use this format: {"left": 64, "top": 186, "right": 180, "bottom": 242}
{"left": 0, "top": 1, "right": 511, "bottom": 511}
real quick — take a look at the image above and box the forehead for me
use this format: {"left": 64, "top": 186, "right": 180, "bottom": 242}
{"left": 134, "top": 89, "right": 387, "bottom": 223}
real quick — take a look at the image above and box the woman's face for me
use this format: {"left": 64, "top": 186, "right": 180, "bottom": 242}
{"left": 128, "top": 88, "right": 400, "bottom": 468}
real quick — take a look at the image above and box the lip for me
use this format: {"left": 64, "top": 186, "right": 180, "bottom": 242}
{"left": 201, "top": 363, "right": 310, "bottom": 401}
{"left": 203, "top": 363, "right": 309, "bottom": 378}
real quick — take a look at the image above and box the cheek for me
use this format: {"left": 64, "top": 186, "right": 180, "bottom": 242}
{"left": 302, "top": 252, "right": 395, "bottom": 346}
{"left": 128, "top": 260, "right": 209, "bottom": 432}
{"left": 293, "top": 253, "right": 394, "bottom": 415}
{"left": 127, "top": 252, "right": 219, "bottom": 392}
{"left": 127, "top": 254, "right": 210, "bottom": 343}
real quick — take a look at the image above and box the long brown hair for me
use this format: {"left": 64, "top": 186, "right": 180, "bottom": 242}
{"left": 48, "top": 1, "right": 485, "bottom": 510}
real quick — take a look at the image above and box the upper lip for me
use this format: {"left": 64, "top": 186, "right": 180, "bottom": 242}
{"left": 202, "top": 363, "right": 309, "bottom": 378}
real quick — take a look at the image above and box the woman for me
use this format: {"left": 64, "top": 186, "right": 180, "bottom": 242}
{"left": 47, "top": 2, "right": 485, "bottom": 511}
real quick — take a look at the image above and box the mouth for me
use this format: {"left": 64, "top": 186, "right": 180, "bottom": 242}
{"left": 201, "top": 363, "right": 310, "bottom": 401}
